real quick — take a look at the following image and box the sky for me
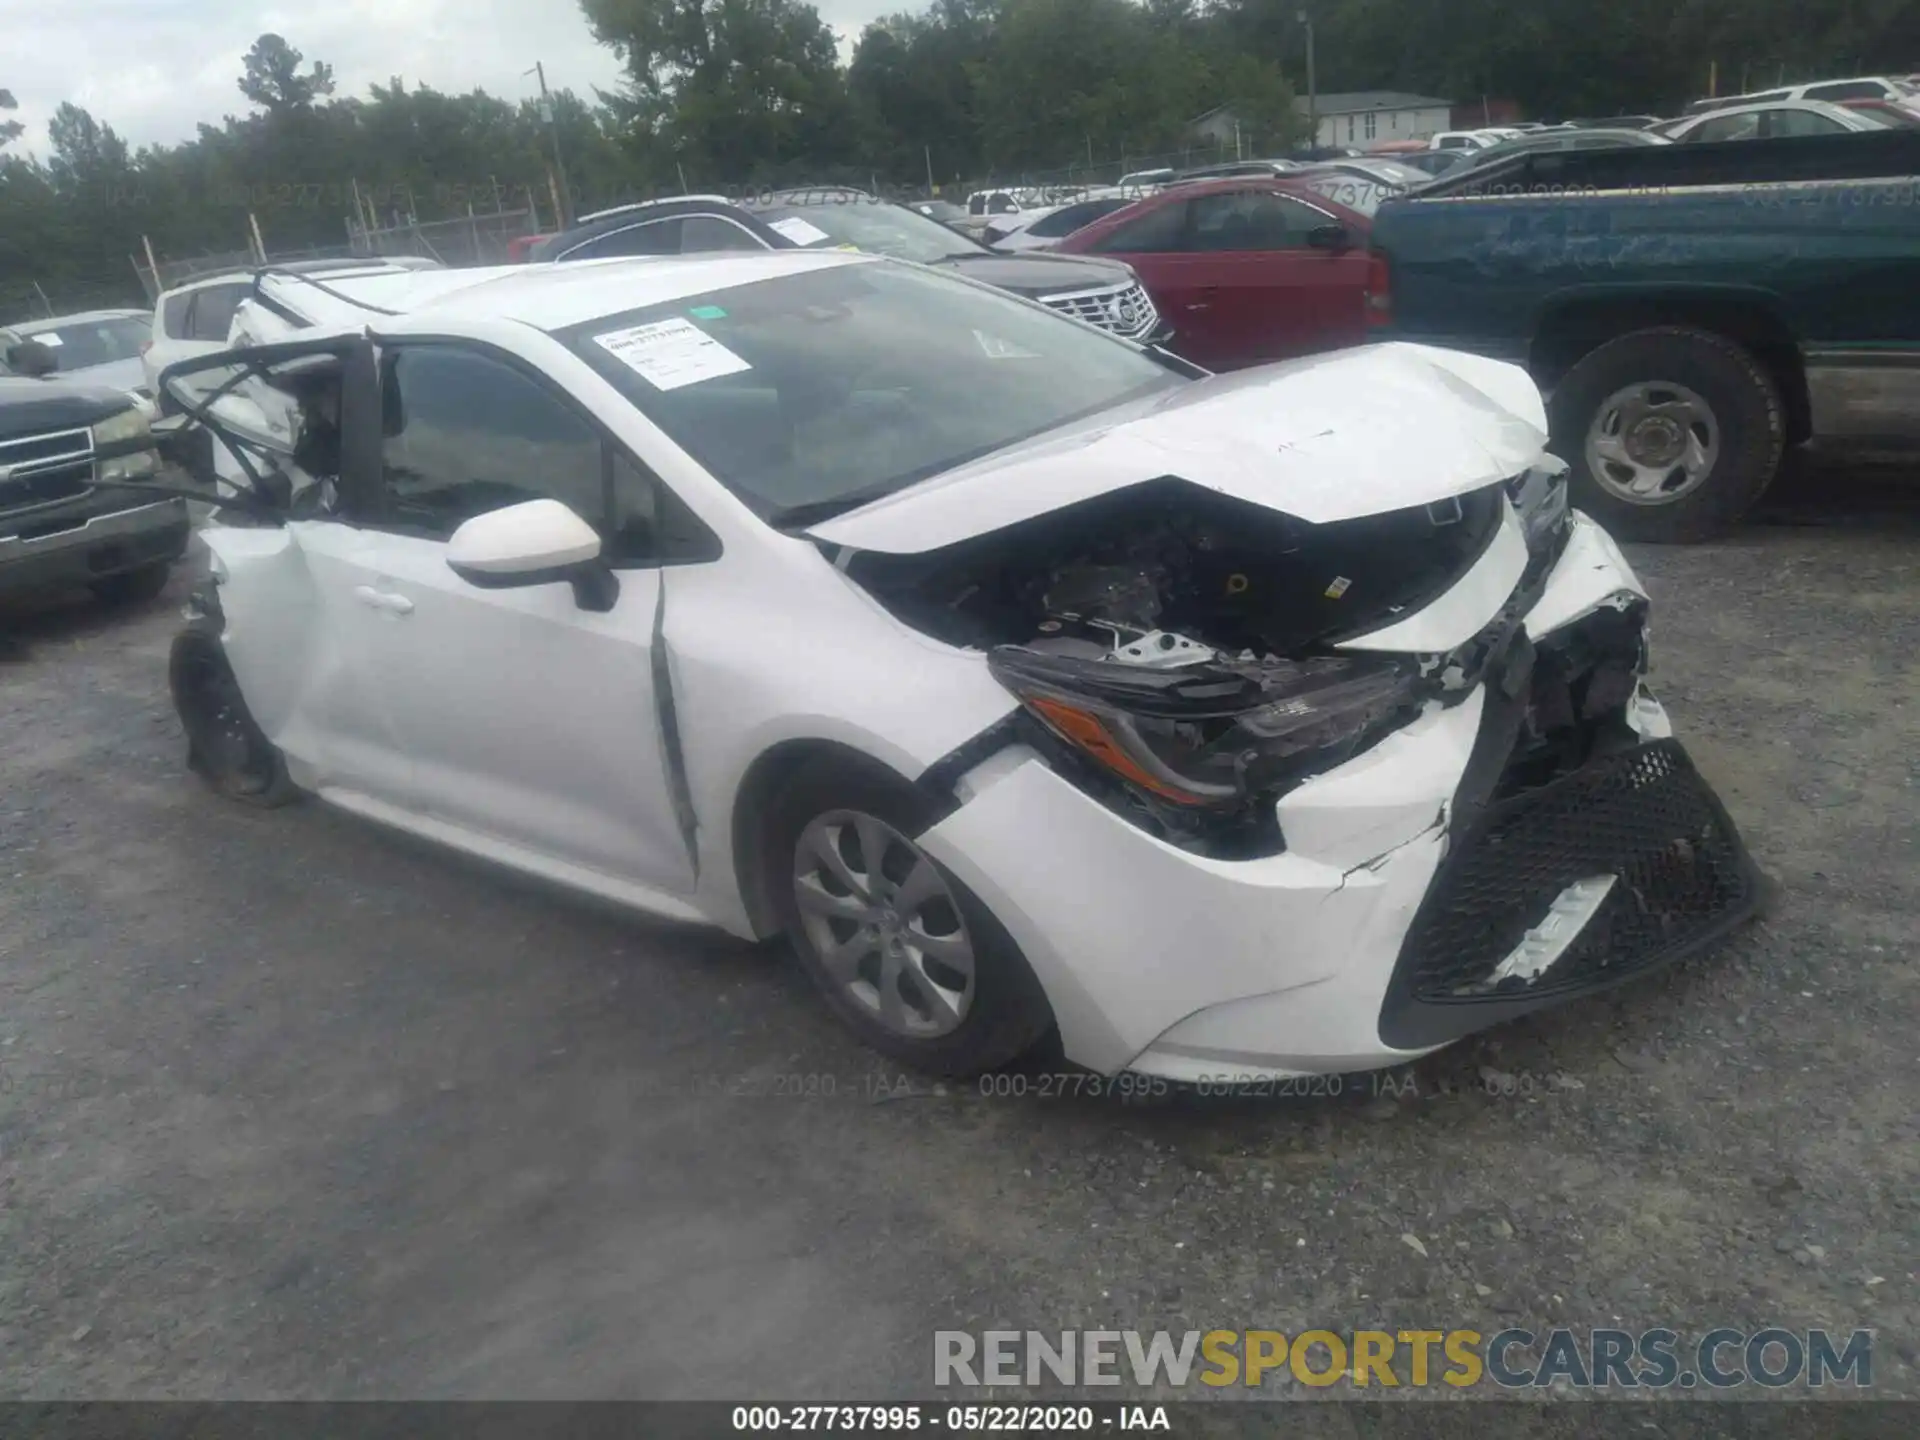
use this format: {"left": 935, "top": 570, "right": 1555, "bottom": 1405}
{"left": 1, "top": 0, "right": 884, "bottom": 157}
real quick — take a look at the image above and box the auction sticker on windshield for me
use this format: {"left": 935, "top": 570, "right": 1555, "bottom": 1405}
{"left": 768, "top": 215, "right": 833, "bottom": 247}
{"left": 594, "top": 317, "right": 751, "bottom": 391}
{"left": 34, "top": 332, "right": 63, "bottom": 347}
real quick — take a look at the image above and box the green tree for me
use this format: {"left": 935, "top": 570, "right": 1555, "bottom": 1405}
{"left": 238, "top": 34, "right": 337, "bottom": 115}
{"left": 581, "top": 0, "right": 858, "bottom": 184}
{"left": 0, "top": 88, "right": 22, "bottom": 149}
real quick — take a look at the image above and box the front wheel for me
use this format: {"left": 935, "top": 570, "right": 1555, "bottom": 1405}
{"left": 169, "top": 622, "right": 299, "bottom": 808}
{"left": 1549, "top": 325, "right": 1784, "bottom": 544}
{"left": 765, "top": 757, "right": 1052, "bottom": 1076}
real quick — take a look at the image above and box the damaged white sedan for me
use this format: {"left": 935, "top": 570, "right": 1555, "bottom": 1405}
{"left": 150, "top": 250, "right": 1760, "bottom": 1079}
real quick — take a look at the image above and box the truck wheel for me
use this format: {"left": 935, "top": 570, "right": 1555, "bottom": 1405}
{"left": 1549, "top": 326, "right": 1783, "bottom": 544}
{"left": 169, "top": 621, "right": 299, "bottom": 808}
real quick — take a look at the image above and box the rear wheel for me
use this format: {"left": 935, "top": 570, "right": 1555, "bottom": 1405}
{"left": 1549, "top": 325, "right": 1784, "bottom": 543}
{"left": 765, "top": 757, "right": 1052, "bottom": 1076}
{"left": 168, "top": 621, "right": 299, "bottom": 808}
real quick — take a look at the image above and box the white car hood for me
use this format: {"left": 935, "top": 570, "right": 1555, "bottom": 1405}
{"left": 806, "top": 341, "right": 1548, "bottom": 555}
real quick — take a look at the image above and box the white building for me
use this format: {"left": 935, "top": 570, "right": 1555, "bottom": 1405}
{"left": 1299, "top": 91, "right": 1453, "bottom": 148}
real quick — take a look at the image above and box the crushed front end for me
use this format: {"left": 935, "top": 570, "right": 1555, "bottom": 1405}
{"left": 879, "top": 463, "right": 1760, "bottom": 1078}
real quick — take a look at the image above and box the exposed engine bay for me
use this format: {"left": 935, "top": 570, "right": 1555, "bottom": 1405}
{"left": 844, "top": 475, "right": 1507, "bottom": 662}
{"left": 844, "top": 471, "right": 1622, "bottom": 857}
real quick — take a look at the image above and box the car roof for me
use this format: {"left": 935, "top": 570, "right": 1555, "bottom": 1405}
{"left": 1679, "top": 97, "right": 1868, "bottom": 123}
{"left": 160, "top": 257, "right": 429, "bottom": 298}
{"left": 538, "top": 197, "right": 776, "bottom": 258}
{"left": 263, "top": 250, "right": 875, "bottom": 337}
{"left": 576, "top": 195, "right": 734, "bottom": 224}
{"left": 12, "top": 308, "right": 150, "bottom": 331}
{"left": 1116, "top": 175, "right": 1366, "bottom": 220}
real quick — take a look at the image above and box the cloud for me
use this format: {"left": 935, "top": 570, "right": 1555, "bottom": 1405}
{"left": 3, "top": 0, "right": 894, "bottom": 154}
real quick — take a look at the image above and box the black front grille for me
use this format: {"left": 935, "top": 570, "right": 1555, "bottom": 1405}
{"left": 0, "top": 460, "right": 92, "bottom": 514}
{"left": 1, "top": 426, "right": 95, "bottom": 518}
{"left": 1382, "top": 738, "right": 1756, "bottom": 1043}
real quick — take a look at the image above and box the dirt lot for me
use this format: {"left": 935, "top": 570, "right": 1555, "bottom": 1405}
{"left": 1, "top": 464, "right": 1915, "bottom": 1401}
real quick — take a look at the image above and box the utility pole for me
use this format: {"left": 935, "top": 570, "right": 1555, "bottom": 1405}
{"left": 1298, "top": 10, "right": 1317, "bottom": 150}
{"left": 526, "top": 62, "right": 574, "bottom": 228}
{"left": 925, "top": 144, "right": 935, "bottom": 199}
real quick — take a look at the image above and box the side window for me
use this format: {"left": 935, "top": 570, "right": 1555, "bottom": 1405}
{"left": 376, "top": 345, "right": 703, "bottom": 565}
{"left": 379, "top": 347, "right": 605, "bottom": 541}
{"left": 187, "top": 284, "right": 247, "bottom": 341}
{"left": 161, "top": 291, "right": 194, "bottom": 338}
{"left": 1804, "top": 81, "right": 1880, "bottom": 102}
{"left": 1027, "top": 205, "right": 1087, "bottom": 239}
{"left": 1689, "top": 113, "right": 1761, "bottom": 143}
{"left": 680, "top": 215, "right": 765, "bottom": 252}
{"left": 1088, "top": 200, "right": 1188, "bottom": 253}
{"left": 567, "top": 219, "right": 682, "bottom": 260}
{"left": 1189, "top": 190, "right": 1323, "bottom": 251}
{"left": 1768, "top": 108, "right": 1847, "bottom": 137}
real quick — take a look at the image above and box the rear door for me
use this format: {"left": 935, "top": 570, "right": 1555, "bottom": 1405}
{"left": 1175, "top": 188, "right": 1370, "bottom": 365}
{"left": 1079, "top": 197, "right": 1219, "bottom": 357}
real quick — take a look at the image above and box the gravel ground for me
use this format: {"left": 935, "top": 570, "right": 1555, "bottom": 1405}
{"left": 0, "top": 463, "right": 1915, "bottom": 1402}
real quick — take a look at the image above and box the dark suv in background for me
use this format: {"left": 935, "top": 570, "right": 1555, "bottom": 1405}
{"left": 0, "top": 357, "right": 186, "bottom": 608}
{"left": 526, "top": 189, "right": 1170, "bottom": 348}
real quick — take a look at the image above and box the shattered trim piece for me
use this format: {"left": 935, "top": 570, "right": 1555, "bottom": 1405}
{"left": 1482, "top": 874, "right": 1619, "bottom": 987}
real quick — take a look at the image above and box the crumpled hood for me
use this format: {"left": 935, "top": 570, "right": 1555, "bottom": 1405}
{"left": 807, "top": 342, "right": 1548, "bottom": 555}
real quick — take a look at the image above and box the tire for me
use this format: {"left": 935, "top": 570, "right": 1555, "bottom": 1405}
{"left": 764, "top": 756, "right": 1053, "bottom": 1076}
{"left": 168, "top": 620, "right": 300, "bottom": 808}
{"left": 90, "top": 559, "right": 173, "bottom": 607}
{"left": 1549, "top": 325, "right": 1784, "bottom": 544}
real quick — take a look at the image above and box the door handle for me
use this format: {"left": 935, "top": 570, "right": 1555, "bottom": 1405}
{"left": 1184, "top": 286, "right": 1218, "bottom": 312}
{"left": 353, "top": 585, "right": 415, "bottom": 615}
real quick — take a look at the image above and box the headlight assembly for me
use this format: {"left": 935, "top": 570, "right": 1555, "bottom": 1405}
{"left": 92, "top": 404, "right": 158, "bottom": 482}
{"left": 988, "top": 645, "right": 1425, "bottom": 815}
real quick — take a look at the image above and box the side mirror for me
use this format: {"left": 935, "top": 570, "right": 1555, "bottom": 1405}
{"left": 6, "top": 340, "right": 60, "bottom": 378}
{"left": 446, "top": 498, "right": 619, "bottom": 612}
{"left": 1307, "top": 223, "right": 1351, "bottom": 251}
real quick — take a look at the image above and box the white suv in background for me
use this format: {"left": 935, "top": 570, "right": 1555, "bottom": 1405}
{"left": 147, "top": 259, "right": 443, "bottom": 492}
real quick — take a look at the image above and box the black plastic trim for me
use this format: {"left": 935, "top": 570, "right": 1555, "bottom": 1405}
{"left": 1376, "top": 730, "right": 1762, "bottom": 1052}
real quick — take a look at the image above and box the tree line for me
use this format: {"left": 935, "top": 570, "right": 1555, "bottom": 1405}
{"left": 3, "top": 0, "right": 1916, "bottom": 316}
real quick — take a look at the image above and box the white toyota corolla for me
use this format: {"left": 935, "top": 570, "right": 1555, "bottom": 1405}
{"left": 149, "top": 250, "right": 1760, "bottom": 1080}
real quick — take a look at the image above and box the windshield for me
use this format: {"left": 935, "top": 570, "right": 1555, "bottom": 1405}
{"left": 564, "top": 259, "right": 1184, "bottom": 523}
{"left": 753, "top": 196, "right": 987, "bottom": 263}
{"left": 13, "top": 315, "right": 148, "bottom": 371}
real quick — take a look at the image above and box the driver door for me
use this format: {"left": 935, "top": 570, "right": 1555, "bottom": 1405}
{"left": 328, "top": 339, "right": 701, "bottom": 896}
{"left": 157, "top": 340, "right": 416, "bottom": 803}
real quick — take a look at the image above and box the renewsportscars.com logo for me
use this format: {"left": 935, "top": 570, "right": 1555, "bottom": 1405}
{"left": 934, "top": 1328, "right": 1873, "bottom": 1390}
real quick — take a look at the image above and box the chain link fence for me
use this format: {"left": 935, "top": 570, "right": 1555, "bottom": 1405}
{"left": 945, "top": 140, "right": 1259, "bottom": 199}
{"left": 352, "top": 209, "right": 543, "bottom": 267}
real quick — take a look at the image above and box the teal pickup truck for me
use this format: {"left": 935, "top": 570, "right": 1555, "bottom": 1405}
{"left": 1367, "top": 131, "right": 1920, "bottom": 541}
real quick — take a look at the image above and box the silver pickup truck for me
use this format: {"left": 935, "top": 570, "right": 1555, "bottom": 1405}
{"left": 0, "top": 370, "right": 188, "bottom": 607}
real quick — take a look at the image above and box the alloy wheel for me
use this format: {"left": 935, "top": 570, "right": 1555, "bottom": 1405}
{"left": 791, "top": 810, "right": 976, "bottom": 1039}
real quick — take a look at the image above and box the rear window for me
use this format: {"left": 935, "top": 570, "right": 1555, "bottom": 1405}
{"left": 16, "top": 315, "right": 150, "bottom": 369}
{"left": 161, "top": 291, "right": 194, "bottom": 338}
{"left": 188, "top": 284, "right": 248, "bottom": 342}
{"left": 1803, "top": 81, "right": 1884, "bottom": 102}
{"left": 752, "top": 199, "right": 983, "bottom": 263}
